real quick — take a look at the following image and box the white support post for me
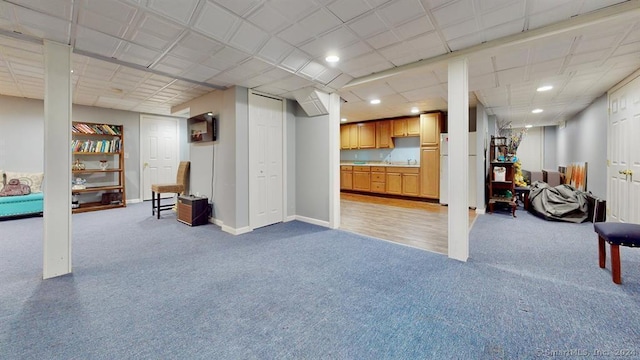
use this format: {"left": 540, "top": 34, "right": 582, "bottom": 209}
{"left": 43, "top": 41, "right": 73, "bottom": 279}
{"left": 328, "top": 93, "right": 341, "bottom": 229}
{"left": 447, "top": 58, "right": 470, "bottom": 262}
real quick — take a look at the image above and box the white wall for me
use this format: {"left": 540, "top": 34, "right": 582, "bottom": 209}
{"left": 543, "top": 126, "right": 558, "bottom": 170}
{"left": 515, "top": 126, "right": 543, "bottom": 172}
{"left": 557, "top": 94, "right": 608, "bottom": 198}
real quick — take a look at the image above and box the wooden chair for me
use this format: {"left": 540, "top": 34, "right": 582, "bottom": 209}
{"left": 151, "top": 161, "right": 190, "bottom": 219}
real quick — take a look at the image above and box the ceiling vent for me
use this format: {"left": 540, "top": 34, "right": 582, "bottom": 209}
{"left": 294, "top": 88, "right": 330, "bottom": 117}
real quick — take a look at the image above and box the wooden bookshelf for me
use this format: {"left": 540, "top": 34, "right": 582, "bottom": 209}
{"left": 71, "top": 122, "right": 126, "bottom": 213}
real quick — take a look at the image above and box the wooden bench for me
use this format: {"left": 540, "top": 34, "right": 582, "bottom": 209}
{"left": 594, "top": 222, "right": 640, "bottom": 284}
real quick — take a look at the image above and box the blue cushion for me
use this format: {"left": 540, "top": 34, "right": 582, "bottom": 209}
{"left": 594, "top": 222, "right": 640, "bottom": 247}
{"left": 0, "top": 192, "right": 43, "bottom": 217}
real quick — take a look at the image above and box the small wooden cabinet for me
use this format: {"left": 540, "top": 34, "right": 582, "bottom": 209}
{"left": 357, "top": 122, "right": 376, "bottom": 149}
{"left": 340, "top": 125, "right": 350, "bottom": 150}
{"left": 340, "top": 165, "right": 353, "bottom": 190}
{"left": 370, "top": 166, "right": 386, "bottom": 193}
{"left": 386, "top": 167, "right": 420, "bottom": 196}
{"left": 419, "top": 147, "right": 439, "bottom": 199}
{"left": 376, "top": 120, "right": 393, "bottom": 148}
{"left": 392, "top": 117, "right": 420, "bottom": 137}
{"left": 353, "top": 166, "right": 371, "bottom": 191}
{"left": 420, "top": 113, "right": 441, "bottom": 147}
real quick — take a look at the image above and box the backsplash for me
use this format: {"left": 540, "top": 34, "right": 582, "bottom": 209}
{"left": 340, "top": 137, "right": 420, "bottom": 164}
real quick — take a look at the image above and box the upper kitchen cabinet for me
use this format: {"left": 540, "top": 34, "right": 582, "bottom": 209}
{"left": 420, "top": 112, "right": 442, "bottom": 147}
{"left": 392, "top": 116, "right": 420, "bottom": 137}
{"left": 376, "top": 120, "right": 393, "bottom": 148}
{"left": 357, "top": 122, "right": 376, "bottom": 149}
{"left": 340, "top": 122, "right": 375, "bottom": 149}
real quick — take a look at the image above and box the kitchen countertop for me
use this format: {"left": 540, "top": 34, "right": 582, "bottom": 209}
{"left": 340, "top": 162, "right": 420, "bottom": 168}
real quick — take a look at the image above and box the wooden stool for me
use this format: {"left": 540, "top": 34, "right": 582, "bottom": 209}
{"left": 594, "top": 222, "right": 640, "bottom": 284}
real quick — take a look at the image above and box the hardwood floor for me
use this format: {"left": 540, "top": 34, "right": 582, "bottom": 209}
{"left": 340, "top": 192, "right": 477, "bottom": 254}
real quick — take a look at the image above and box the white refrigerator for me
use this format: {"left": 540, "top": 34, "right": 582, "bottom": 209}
{"left": 439, "top": 132, "right": 477, "bottom": 209}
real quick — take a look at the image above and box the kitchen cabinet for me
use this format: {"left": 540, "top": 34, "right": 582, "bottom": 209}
{"left": 370, "top": 166, "right": 386, "bottom": 193}
{"left": 340, "top": 165, "right": 353, "bottom": 190}
{"left": 386, "top": 167, "right": 420, "bottom": 196}
{"left": 357, "top": 122, "right": 376, "bottom": 149}
{"left": 419, "top": 147, "right": 439, "bottom": 199}
{"left": 392, "top": 117, "right": 420, "bottom": 137}
{"left": 420, "top": 112, "right": 441, "bottom": 147}
{"left": 353, "top": 166, "right": 371, "bottom": 191}
{"left": 340, "top": 125, "right": 350, "bottom": 150}
{"left": 349, "top": 124, "right": 358, "bottom": 149}
{"left": 376, "top": 120, "right": 393, "bottom": 148}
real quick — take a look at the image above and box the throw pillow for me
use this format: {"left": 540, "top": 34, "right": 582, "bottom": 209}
{"left": 0, "top": 169, "right": 4, "bottom": 192}
{"left": 4, "top": 171, "right": 44, "bottom": 193}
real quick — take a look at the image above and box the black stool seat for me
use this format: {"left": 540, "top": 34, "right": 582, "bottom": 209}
{"left": 594, "top": 222, "right": 640, "bottom": 284}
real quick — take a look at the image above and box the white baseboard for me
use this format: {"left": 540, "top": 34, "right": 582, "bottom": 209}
{"left": 284, "top": 215, "right": 296, "bottom": 222}
{"left": 295, "top": 215, "right": 330, "bottom": 228}
{"left": 126, "top": 198, "right": 142, "bottom": 204}
{"left": 475, "top": 207, "right": 486, "bottom": 214}
{"left": 220, "top": 222, "right": 252, "bottom": 235}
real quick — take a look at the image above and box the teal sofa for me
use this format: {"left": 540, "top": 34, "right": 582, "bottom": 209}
{"left": 0, "top": 192, "right": 44, "bottom": 218}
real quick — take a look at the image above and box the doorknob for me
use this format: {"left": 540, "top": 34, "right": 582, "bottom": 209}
{"left": 143, "top": 162, "right": 149, "bottom": 169}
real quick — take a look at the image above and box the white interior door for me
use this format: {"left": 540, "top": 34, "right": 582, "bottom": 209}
{"left": 249, "top": 92, "right": 283, "bottom": 229}
{"left": 608, "top": 75, "right": 640, "bottom": 223}
{"left": 140, "top": 115, "right": 178, "bottom": 201}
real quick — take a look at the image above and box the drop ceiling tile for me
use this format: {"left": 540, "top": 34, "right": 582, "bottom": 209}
{"left": 496, "top": 67, "right": 525, "bottom": 86}
{"left": 258, "top": 37, "right": 293, "bottom": 63}
{"left": 11, "top": 0, "right": 73, "bottom": 20}
{"left": 315, "top": 67, "right": 342, "bottom": 85}
{"left": 78, "top": 9, "right": 128, "bottom": 38}
{"left": 348, "top": 12, "right": 387, "bottom": 38}
{"left": 153, "top": 54, "right": 195, "bottom": 75}
{"left": 269, "top": 0, "right": 319, "bottom": 20}
{"left": 280, "top": 49, "right": 311, "bottom": 72}
{"left": 469, "top": 73, "right": 496, "bottom": 91}
{"left": 14, "top": 7, "right": 71, "bottom": 43}
{"left": 339, "top": 52, "right": 394, "bottom": 78}
{"left": 147, "top": 0, "right": 199, "bottom": 25}
{"left": 119, "top": 42, "right": 160, "bottom": 67}
{"left": 203, "top": 46, "right": 251, "bottom": 71}
{"left": 528, "top": 2, "right": 578, "bottom": 30}
{"left": 446, "top": 32, "right": 483, "bottom": 51}
{"left": 400, "top": 85, "right": 445, "bottom": 102}
{"left": 316, "top": 26, "right": 359, "bottom": 52}
{"left": 247, "top": 5, "right": 290, "bottom": 33}
{"left": 182, "top": 64, "right": 221, "bottom": 82}
{"left": 394, "top": 17, "right": 435, "bottom": 40}
{"left": 432, "top": 0, "right": 475, "bottom": 28}
{"left": 327, "top": 0, "right": 371, "bottom": 22}
{"left": 377, "top": 0, "right": 425, "bottom": 27}
{"left": 530, "top": 37, "right": 573, "bottom": 63}
{"left": 299, "top": 61, "right": 327, "bottom": 79}
{"left": 75, "top": 26, "right": 121, "bottom": 58}
{"left": 326, "top": 73, "right": 353, "bottom": 89}
{"left": 481, "top": 1, "right": 524, "bottom": 28}
{"left": 494, "top": 47, "right": 529, "bottom": 70}
{"left": 170, "top": 32, "right": 224, "bottom": 61}
{"left": 229, "top": 21, "right": 268, "bottom": 54}
{"left": 528, "top": 58, "right": 564, "bottom": 78}
{"left": 277, "top": 23, "right": 315, "bottom": 46}
{"left": 366, "top": 31, "right": 400, "bottom": 49}
{"left": 300, "top": 8, "right": 342, "bottom": 35}
{"left": 483, "top": 19, "right": 525, "bottom": 42}
{"left": 441, "top": 18, "right": 478, "bottom": 41}
{"left": 568, "top": 49, "right": 609, "bottom": 67}
{"left": 193, "top": 1, "right": 240, "bottom": 42}
{"left": 575, "top": 34, "right": 619, "bottom": 54}
{"left": 215, "top": 0, "right": 262, "bottom": 16}
{"left": 386, "top": 72, "right": 440, "bottom": 93}
{"left": 468, "top": 55, "right": 493, "bottom": 76}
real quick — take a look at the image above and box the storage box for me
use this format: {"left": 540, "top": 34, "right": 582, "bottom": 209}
{"left": 494, "top": 167, "right": 506, "bottom": 182}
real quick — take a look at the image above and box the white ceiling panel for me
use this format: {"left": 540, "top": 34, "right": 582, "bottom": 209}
{"left": 376, "top": 0, "right": 425, "bottom": 27}
{"left": 229, "top": 20, "right": 268, "bottom": 54}
{"left": 214, "top": 0, "right": 263, "bottom": 16}
{"left": 0, "top": 0, "right": 636, "bottom": 126}
{"left": 247, "top": 5, "right": 290, "bottom": 33}
{"left": 147, "top": 0, "right": 199, "bottom": 25}
{"left": 193, "top": 1, "right": 240, "bottom": 42}
{"left": 327, "top": 0, "right": 371, "bottom": 22}
{"left": 431, "top": 0, "right": 475, "bottom": 28}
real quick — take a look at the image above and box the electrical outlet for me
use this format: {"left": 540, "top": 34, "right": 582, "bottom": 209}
{"left": 355, "top": 153, "right": 358, "bottom": 159}
{"left": 379, "top": 153, "right": 383, "bottom": 159}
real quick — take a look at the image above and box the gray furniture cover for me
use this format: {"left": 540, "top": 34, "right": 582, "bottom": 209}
{"left": 528, "top": 181, "right": 589, "bottom": 223}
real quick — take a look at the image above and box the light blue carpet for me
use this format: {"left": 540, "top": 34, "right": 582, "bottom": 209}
{"left": 1, "top": 203, "right": 639, "bottom": 359}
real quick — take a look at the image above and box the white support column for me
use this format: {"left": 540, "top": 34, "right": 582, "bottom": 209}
{"left": 447, "top": 58, "right": 469, "bottom": 262}
{"left": 328, "top": 93, "right": 341, "bottom": 229}
{"left": 43, "top": 41, "right": 72, "bottom": 279}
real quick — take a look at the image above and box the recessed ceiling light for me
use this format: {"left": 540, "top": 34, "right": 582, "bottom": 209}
{"left": 537, "top": 85, "right": 553, "bottom": 92}
{"left": 341, "top": 118, "right": 347, "bottom": 122}
{"left": 325, "top": 55, "right": 339, "bottom": 63}
{"left": 525, "top": 124, "right": 533, "bottom": 128}
{"left": 410, "top": 107, "right": 419, "bottom": 113}
{"left": 532, "top": 109, "right": 543, "bottom": 114}
{"left": 370, "top": 99, "right": 381, "bottom": 104}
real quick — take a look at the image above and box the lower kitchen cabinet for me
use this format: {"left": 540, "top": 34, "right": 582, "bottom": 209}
{"left": 386, "top": 167, "right": 419, "bottom": 196}
{"left": 340, "top": 166, "right": 353, "bottom": 190}
{"left": 353, "top": 166, "right": 371, "bottom": 191}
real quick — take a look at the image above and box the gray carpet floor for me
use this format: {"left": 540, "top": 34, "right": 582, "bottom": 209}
{"left": 1, "top": 203, "right": 639, "bottom": 359}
